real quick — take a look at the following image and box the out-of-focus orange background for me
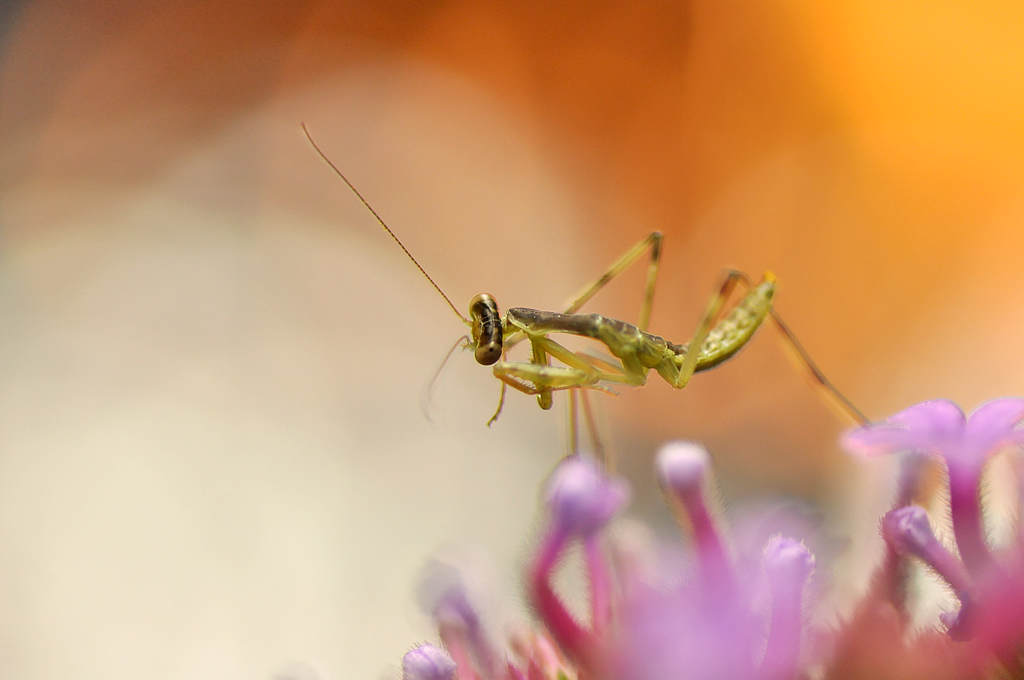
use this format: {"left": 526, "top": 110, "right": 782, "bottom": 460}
{"left": 3, "top": 1, "right": 1024, "bottom": 678}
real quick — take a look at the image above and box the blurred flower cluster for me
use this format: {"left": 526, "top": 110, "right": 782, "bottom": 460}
{"left": 402, "top": 399, "right": 1024, "bottom": 680}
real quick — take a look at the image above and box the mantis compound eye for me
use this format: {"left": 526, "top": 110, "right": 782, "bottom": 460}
{"left": 469, "top": 293, "right": 503, "bottom": 366}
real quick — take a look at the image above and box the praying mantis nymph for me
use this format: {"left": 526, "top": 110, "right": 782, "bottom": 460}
{"left": 301, "top": 124, "right": 869, "bottom": 442}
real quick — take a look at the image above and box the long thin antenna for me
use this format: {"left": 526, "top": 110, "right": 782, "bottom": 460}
{"left": 301, "top": 123, "right": 470, "bottom": 325}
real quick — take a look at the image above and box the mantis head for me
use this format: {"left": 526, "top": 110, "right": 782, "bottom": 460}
{"left": 469, "top": 293, "right": 503, "bottom": 365}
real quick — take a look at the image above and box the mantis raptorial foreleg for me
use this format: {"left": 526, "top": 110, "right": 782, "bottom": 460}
{"left": 492, "top": 232, "right": 664, "bottom": 445}
{"left": 496, "top": 271, "right": 775, "bottom": 410}
{"left": 493, "top": 337, "right": 618, "bottom": 397}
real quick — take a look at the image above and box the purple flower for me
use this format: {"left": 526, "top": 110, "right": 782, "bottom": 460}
{"left": 529, "top": 455, "right": 628, "bottom": 669}
{"left": 881, "top": 506, "right": 973, "bottom": 638}
{"left": 839, "top": 399, "right": 1024, "bottom": 676}
{"left": 544, "top": 455, "right": 630, "bottom": 538}
{"left": 402, "top": 644, "right": 457, "bottom": 680}
{"left": 397, "top": 399, "right": 1024, "bottom": 680}
{"left": 843, "top": 398, "right": 1024, "bottom": 574}
{"left": 530, "top": 445, "right": 817, "bottom": 680}
{"left": 404, "top": 448, "right": 826, "bottom": 680}
{"left": 656, "top": 442, "right": 731, "bottom": 578}
{"left": 761, "top": 537, "right": 815, "bottom": 680}
{"left": 842, "top": 399, "right": 1024, "bottom": 470}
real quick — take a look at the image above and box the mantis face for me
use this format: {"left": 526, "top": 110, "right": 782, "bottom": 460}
{"left": 469, "top": 293, "right": 503, "bottom": 365}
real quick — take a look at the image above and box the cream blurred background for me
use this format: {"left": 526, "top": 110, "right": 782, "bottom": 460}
{"left": 3, "top": 2, "right": 1024, "bottom": 678}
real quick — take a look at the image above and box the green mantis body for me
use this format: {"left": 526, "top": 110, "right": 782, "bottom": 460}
{"left": 302, "top": 124, "right": 868, "bottom": 433}
{"left": 486, "top": 268, "right": 775, "bottom": 414}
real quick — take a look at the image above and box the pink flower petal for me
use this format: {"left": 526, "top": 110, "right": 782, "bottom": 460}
{"left": 965, "top": 398, "right": 1024, "bottom": 454}
{"left": 887, "top": 399, "right": 965, "bottom": 438}
{"left": 842, "top": 400, "right": 965, "bottom": 458}
{"left": 842, "top": 425, "right": 927, "bottom": 457}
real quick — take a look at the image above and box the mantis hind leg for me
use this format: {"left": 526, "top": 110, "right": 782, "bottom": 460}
{"left": 724, "top": 274, "right": 868, "bottom": 426}
{"left": 675, "top": 269, "right": 749, "bottom": 388}
{"left": 768, "top": 308, "right": 868, "bottom": 424}
{"left": 724, "top": 272, "right": 869, "bottom": 425}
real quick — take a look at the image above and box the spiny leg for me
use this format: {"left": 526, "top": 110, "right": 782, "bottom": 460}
{"left": 675, "top": 270, "right": 748, "bottom": 388}
{"left": 563, "top": 231, "right": 663, "bottom": 332}
{"left": 498, "top": 232, "right": 661, "bottom": 433}
{"left": 504, "top": 309, "right": 648, "bottom": 387}
{"left": 530, "top": 337, "right": 553, "bottom": 410}
{"left": 493, "top": 335, "right": 622, "bottom": 397}
{"left": 530, "top": 336, "right": 614, "bottom": 462}
{"left": 534, "top": 335, "right": 641, "bottom": 388}
{"left": 492, "top": 362, "right": 610, "bottom": 396}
